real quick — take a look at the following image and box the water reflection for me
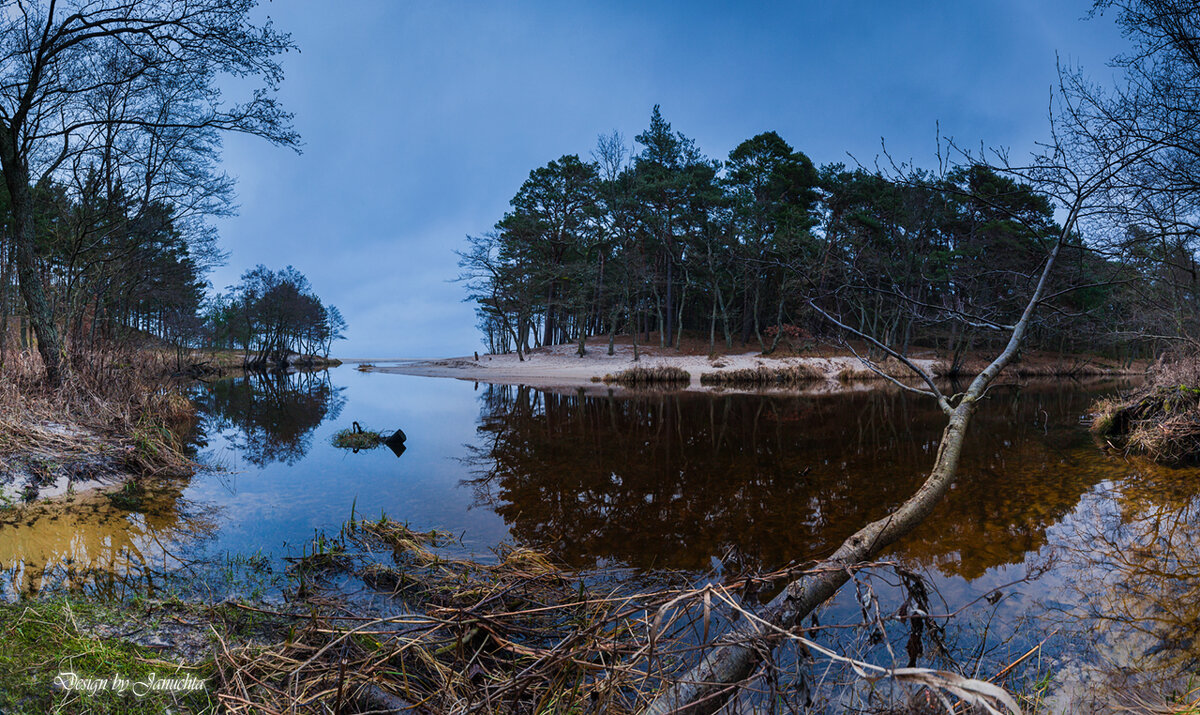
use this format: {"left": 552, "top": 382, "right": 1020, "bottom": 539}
{"left": 0, "top": 370, "right": 345, "bottom": 598}
{"left": 1045, "top": 467, "right": 1200, "bottom": 708}
{"left": 10, "top": 366, "right": 1200, "bottom": 700}
{"left": 191, "top": 371, "right": 346, "bottom": 466}
{"left": 0, "top": 479, "right": 214, "bottom": 598}
{"left": 465, "top": 382, "right": 1135, "bottom": 574}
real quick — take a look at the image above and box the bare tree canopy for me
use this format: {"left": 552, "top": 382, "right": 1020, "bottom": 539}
{"left": 0, "top": 0, "right": 298, "bottom": 383}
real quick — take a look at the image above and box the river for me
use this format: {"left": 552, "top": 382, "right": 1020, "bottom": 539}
{"left": 1, "top": 366, "right": 1195, "bottom": 707}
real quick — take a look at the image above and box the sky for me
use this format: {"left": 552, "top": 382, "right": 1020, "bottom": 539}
{"left": 208, "top": 1, "right": 1129, "bottom": 358}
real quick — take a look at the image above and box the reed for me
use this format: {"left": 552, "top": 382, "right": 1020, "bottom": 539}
{"left": 700, "top": 363, "right": 824, "bottom": 386}
{"left": 602, "top": 365, "right": 691, "bottom": 385}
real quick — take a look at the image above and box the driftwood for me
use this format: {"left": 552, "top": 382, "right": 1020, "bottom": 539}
{"left": 645, "top": 223, "right": 1067, "bottom": 715}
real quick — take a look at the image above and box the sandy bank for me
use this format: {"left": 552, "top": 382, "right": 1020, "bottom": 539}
{"left": 365, "top": 344, "right": 942, "bottom": 394}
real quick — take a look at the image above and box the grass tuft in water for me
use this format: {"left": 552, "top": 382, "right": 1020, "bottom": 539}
{"left": 331, "top": 426, "right": 386, "bottom": 450}
{"left": 105, "top": 480, "right": 147, "bottom": 511}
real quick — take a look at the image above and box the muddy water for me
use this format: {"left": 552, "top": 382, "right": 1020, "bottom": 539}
{"left": 1, "top": 367, "right": 1198, "bottom": 702}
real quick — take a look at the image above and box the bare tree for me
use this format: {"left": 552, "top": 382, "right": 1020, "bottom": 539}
{"left": 645, "top": 61, "right": 1200, "bottom": 715}
{"left": 0, "top": 0, "right": 298, "bottom": 384}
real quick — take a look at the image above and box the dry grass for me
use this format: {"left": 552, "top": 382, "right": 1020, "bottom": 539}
{"left": 0, "top": 347, "right": 196, "bottom": 490}
{"left": 1090, "top": 353, "right": 1200, "bottom": 464}
{"left": 700, "top": 363, "right": 824, "bottom": 387}
{"left": 212, "top": 523, "right": 1026, "bottom": 715}
{"left": 331, "top": 426, "right": 386, "bottom": 450}
{"left": 836, "top": 358, "right": 924, "bottom": 382}
{"left": 602, "top": 366, "right": 691, "bottom": 385}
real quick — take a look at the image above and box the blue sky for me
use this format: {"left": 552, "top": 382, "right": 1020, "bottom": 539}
{"left": 209, "top": 1, "right": 1126, "bottom": 358}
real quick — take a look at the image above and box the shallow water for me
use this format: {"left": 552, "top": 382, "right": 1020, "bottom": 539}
{"left": 2, "top": 366, "right": 1198, "bottom": 703}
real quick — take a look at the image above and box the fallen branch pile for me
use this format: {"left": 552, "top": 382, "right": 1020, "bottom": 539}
{"left": 210, "top": 515, "right": 1023, "bottom": 714}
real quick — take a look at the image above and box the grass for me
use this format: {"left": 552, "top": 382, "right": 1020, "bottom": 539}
{"left": 701, "top": 363, "right": 824, "bottom": 386}
{"left": 601, "top": 365, "right": 691, "bottom": 385}
{"left": 331, "top": 425, "right": 386, "bottom": 450}
{"left": 0, "top": 598, "right": 216, "bottom": 714}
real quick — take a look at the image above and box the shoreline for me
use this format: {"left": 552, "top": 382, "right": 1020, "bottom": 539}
{"left": 363, "top": 343, "right": 1143, "bottom": 393}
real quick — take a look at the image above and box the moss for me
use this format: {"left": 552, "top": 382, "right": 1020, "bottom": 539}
{"left": 0, "top": 599, "right": 216, "bottom": 714}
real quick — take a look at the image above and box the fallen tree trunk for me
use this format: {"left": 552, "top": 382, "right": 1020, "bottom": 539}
{"left": 644, "top": 406, "right": 975, "bottom": 714}
{"left": 645, "top": 230, "right": 1067, "bottom": 715}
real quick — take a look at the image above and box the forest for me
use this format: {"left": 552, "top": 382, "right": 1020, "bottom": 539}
{"left": 0, "top": 179, "right": 345, "bottom": 367}
{"left": 0, "top": 0, "right": 344, "bottom": 381}
{"left": 460, "top": 106, "right": 1192, "bottom": 368}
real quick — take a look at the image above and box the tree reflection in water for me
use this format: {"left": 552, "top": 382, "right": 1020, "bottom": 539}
{"left": 464, "top": 382, "right": 1133, "bottom": 575}
{"left": 1047, "top": 466, "right": 1200, "bottom": 709}
{"left": 0, "top": 371, "right": 345, "bottom": 598}
{"left": 467, "top": 380, "right": 1200, "bottom": 706}
{"left": 192, "top": 370, "right": 346, "bottom": 466}
{"left": 0, "top": 479, "right": 217, "bottom": 598}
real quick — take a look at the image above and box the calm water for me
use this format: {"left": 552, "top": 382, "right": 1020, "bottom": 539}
{"left": 2, "top": 366, "right": 1198, "bottom": 703}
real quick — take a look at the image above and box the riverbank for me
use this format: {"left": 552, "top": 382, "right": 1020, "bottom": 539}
{"left": 0, "top": 514, "right": 1053, "bottom": 714}
{"left": 0, "top": 350, "right": 195, "bottom": 508}
{"left": 369, "top": 340, "right": 1143, "bottom": 392}
{"left": 177, "top": 348, "right": 341, "bottom": 378}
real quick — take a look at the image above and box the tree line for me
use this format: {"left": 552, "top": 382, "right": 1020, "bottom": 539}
{"left": 0, "top": 1, "right": 344, "bottom": 379}
{"left": 0, "top": 171, "right": 347, "bottom": 364}
{"left": 460, "top": 106, "right": 1191, "bottom": 365}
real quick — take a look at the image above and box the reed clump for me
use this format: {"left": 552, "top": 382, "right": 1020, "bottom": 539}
{"left": 700, "top": 363, "right": 824, "bottom": 386}
{"left": 836, "top": 358, "right": 921, "bottom": 382}
{"left": 602, "top": 365, "right": 691, "bottom": 385}
{"left": 331, "top": 426, "right": 386, "bottom": 450}
{"left": 1091, "top": 354, "right": 1200, "bottom": 464}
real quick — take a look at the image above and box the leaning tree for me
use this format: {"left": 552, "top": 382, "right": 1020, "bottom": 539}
{"left": 646, "top": 14, "right": 1200, "bottom": 715}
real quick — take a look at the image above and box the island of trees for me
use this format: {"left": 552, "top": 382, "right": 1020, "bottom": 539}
{"left": 460, "top": 106, "right": 1191, "bottom": 368}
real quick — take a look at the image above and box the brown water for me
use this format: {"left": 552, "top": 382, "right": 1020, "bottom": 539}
{"left": 1, "top": 369, "right": 1198, "bottom": 704}
{"left": 466, "top": 381, "right": 1125, "bottom": 574}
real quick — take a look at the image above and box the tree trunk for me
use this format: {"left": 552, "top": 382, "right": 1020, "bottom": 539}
{"left": 0, "top": 135, "right": 64, "bottom": 385}
{"left": 647, "top": 230, "right": 1068, "bottom": 715}
{"left": 664, "top": 252, "right": 675, "bottom": 341}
